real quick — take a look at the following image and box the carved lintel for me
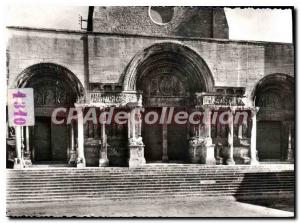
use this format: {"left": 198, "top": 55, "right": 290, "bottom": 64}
{"left": 88, "top": 91, "right": 143, "bottom": 107}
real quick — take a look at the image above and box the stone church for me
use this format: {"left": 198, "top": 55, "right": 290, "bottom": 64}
{"left": 6, "top": 6, "right": 294, "bottom": 168}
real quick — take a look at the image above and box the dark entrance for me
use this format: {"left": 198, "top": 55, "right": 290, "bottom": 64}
{"left": 257, "top": 121, "right": 281, "bottom": 160}
{"left": 142, "top": 107, "right": 189, "bottom": 162}
{"left": 16, "top": 63, "right": 84, "bottom": 165}
{"left": 139, "top": 69, "right": 194, "bottom": 163}
{"left": 34, "top": 117, "right": 51, "bottom": 161}
{"left": 33, "top": 117, "right": 68, "bottom": 162}
{"left": 123, "top": 42, "right": 215, "bottom": 164}
{"left": 254, "top": 73, "right": 294, "bottom": 162}
{"left": 143, "top": 108, "right": 163, "bottom": 161}
{"left": 167, "top": 120, "right": 189, "bottom": 161}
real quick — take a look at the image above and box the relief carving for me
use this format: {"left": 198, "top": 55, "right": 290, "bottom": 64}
{"left": 32, "top": 81, "right": 69, "bottom": 106}
{"left": 148, "top": 74, "right": 186, "bottom": 97}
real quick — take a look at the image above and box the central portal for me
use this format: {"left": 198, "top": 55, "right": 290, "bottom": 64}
{"left": 125, "top": 42, "right": 215, "bottom": 164}
{"left": 138, "top": 67, "right": 193, "bottom": 163}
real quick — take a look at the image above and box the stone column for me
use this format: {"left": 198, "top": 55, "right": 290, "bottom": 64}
{"left": 162, "top": 119, "right": 168, "bottom": 162}
{"left": 188, "top": 108, "right": 202, "bottom": 163}
{"left": 21, "top": 126, "right": 25, "bottom": 157}
{"left": 23, "top": 126, "right": 32, "bottom": 166}
{"left": 68, "top": 122, "right": 77, "bottom": 165}
{"left": 99, "top": 120, "right": 109, "bottom": 167}
{"left": 250, "top": 108, "right": 259, "bottom": 165}
{"left": 14, "top": 126, "right": 23, "bottom": 169}
{"left": 128, "top": 107, "right": 145, "bottom": 168}
{"left": 287, "top": 121, "right": 294, "bottom": 162}
{"left": 76, "top": 109, "right": 86, "bottom": 168}
{"left": 238, "top": 124, "right": 243, "bottom": 139}
{"left": 226, "top": 109, "right": 235, "bottom": 165}
{"left": 203, "top": 107, "right": 216, "bottom": 165}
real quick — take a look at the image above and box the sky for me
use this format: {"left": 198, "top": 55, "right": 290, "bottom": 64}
{"left": 5, "top": 6, "right": 293, "bottom": 43}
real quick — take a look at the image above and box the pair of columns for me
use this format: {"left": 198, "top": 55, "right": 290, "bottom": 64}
{"left": 189, "top": 107, "right": 259, "bottom": 165}
{"left": 75, "top": 106, "right": 145, "bottom": 168}
{"left": 74, "top": 108, "right": 109, "bottom": 168}
{"left": 226, "top": 107, "right": 259, "bottom": 165}
{"left": 188, "top": 107, "right": 215, "bottom": 165}
{"left": 14, "top": 126, "right": 31, "bottom": 169}
{"left": 127, "top": 107, "right": 145, "bottom": 167}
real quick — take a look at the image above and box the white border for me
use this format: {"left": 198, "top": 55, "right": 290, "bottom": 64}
{"left": 0, "top": 1, "right": 297, "bottom": 223}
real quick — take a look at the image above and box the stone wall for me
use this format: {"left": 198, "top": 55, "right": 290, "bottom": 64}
{"left": 6, "top": 27, "right": 294, "bottom": 167}
{"left": 7, "top": 26, "right": 294, "bottom": 103}
{"left": 87, "top": 34, "right": 294, "bottom": 101}
{"left": 7, "top": 27, "right": 294, "bottom": 103}
{"left": 91, "top": 7, "right": 228, "bottom": 39}
{"left": 7, "top": 28, "right": 87, "bottom": 90}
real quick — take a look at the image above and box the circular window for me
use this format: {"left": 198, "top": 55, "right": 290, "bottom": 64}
{"left": 149, "top": 6, "right": 175, "bottom": 25}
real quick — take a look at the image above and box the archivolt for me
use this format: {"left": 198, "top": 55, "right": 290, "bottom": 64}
{"left": 14, "top": 63, "right": 85, "bottom": 99}
{"left": 121, "top": 42, "right": 215, "bottom": 93}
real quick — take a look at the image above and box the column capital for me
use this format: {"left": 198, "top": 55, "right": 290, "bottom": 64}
{"left": 76, "top": 113, "right": 86, "bottom": 168}
{"left": 250, "top": 107, "right": 260, "bottom": 116}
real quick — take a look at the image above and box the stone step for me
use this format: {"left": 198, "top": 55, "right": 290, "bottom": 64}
{"left": 8, "top": 177, "right": 294, "bottom": 185}
{"left": 8, "top": 180, "right": 294, "bottom": 189}
{"left": 7, "top": 165, "right": 294, "bottom": 204}
{"left": 7, "top": 191, "right": 294, "bottom": 203}
{"left": 8, "top": 165, "right": 294, "bottom": 172}
{"left": 8, "top": 186, "right": 294, "bottom": 196}
{"left": 8, "top": 171, "right": 294, "bottom": 177}
{"left": 8, "top": 187, "right": 293, "bottom": 198}
{"left": 8, "top": 167, "right": 294, "bottom": 173}
{"left": 7, "top": 176, "right": 294, "bottom": 184}
{"left": 8, "top": 179, "right": 294, "bottom": 188}
{"left": 7, "top": 172, "right": 294, "bottom": 178}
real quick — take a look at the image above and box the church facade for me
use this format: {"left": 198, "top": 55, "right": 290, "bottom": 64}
{"left": 6, "top": 7, "right": 294, "bottom": 168}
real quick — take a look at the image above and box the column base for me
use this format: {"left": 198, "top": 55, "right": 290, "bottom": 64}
{"left": 23, "top": 150, "right": 32, "bottom": 167}
{"left": 226, "top": 158, "right": 235, "bottom": 165}
{"left": 287, "top": 149, "right": 294, "bottom": 163}
{"left": 13, "top": 158, "right": 24, "bottom": 169}
{"left": 250, "top": 159, "right": 259, "bottom": 165}
{"left": 204, "top": 144, "right": 216, "bottom": 165}
{"left": 129, "top": 158, "right": 146, "bottom": 168}
{"left": 162, "top": 155, "right": 169, "bottom": 162}
{"left": 128, "top": 145, "right": 146, "bottom": 168}
{"left": 23, "top": 159, "right": 32, "bottom": 167}
{"left": 188, "top": 137, "right": 204, "bottom": 164}
{"left": 76, "top": 157, "right": 86, "bottom": 168}
{"left": 128, "top": 137, "right": 146, "bottom": 168}
{"left": 68, "top": 151, "right": 77, "bottom": 165}
{"left": 99, "top": 158, "right": 109, "bottom": 167}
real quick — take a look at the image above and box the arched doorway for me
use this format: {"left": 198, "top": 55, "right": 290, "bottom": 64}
{"left": 15, "top": 63, "right": 84, "bottom": 164}
{"left": 253, "top": 74, "right": 294, "bottom": 161}
{"left": 122, "top": 42, "right": 214, "bottom": 163}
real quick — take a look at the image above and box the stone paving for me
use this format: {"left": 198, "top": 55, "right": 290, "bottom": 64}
{"left": 7, "top": 197, "right": 294, "bottom": 217}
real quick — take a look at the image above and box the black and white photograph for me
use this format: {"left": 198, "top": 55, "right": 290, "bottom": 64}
{"left": 4, "top": 2, "right": 295, "bottom": 218}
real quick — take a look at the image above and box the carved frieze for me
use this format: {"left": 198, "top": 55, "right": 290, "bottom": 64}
{"left": 88, "top": 91, "right": 143, "bottom": 107}
{"left": 196, "top": 94, "right": 245, "bottom": 107}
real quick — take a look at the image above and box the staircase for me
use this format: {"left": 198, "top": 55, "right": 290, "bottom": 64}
{"left": 7, "top": 164, "right": 294, "bottom": 204}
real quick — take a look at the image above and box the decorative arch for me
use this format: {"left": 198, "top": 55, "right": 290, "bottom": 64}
{"left": 252, "top": 73, "right": 294, "bottom": 111}
{"left": 14, "top": 63, "right": 85, "bottom": 102}
{"left": 121, "top": 42, "right": 215, "bottom": 93}
{"left": 252, "top": 73, "right": 294, "bottom": 161}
